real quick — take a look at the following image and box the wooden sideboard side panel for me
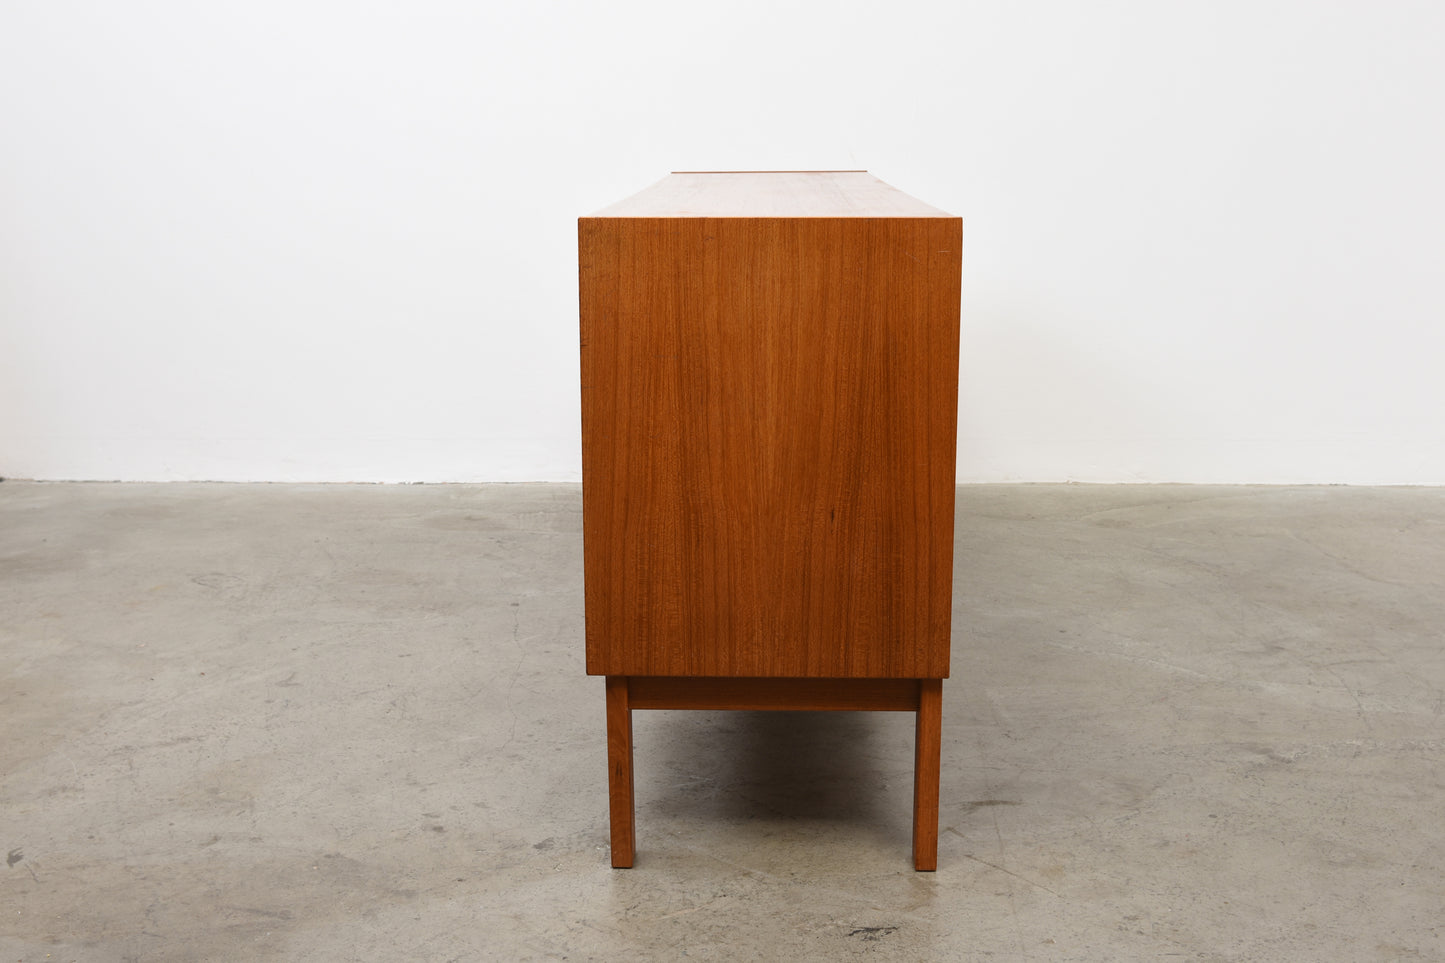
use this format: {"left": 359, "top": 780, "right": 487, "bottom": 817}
{"left": 580, "top": 216, "right": 961, "bottom": 679}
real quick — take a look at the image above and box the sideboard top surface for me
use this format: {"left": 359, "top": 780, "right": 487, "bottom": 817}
{"left": 586, "top": 171, "right": 955, "bottom": 219}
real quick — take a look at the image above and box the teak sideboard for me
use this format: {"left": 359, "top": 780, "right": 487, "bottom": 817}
{"left": 578, "top": 171, "right": 961, "bottom": 870}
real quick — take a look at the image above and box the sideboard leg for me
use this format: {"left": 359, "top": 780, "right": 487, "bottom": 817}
{"left": 605, "top": 676, "right": 636, "bottom": 867}
{"left": 912, "top": 679, "right": 942, "bottom": 871}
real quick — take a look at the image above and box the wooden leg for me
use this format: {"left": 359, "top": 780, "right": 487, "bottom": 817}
{"left": 605, "top": 676, "right": 636, "bottom": 867}
{"left": 912, "top": 679, "right": 942, "bottom": 871}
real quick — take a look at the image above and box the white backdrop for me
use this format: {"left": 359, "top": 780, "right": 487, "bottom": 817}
{"left": 3, "top": 1, "right": 1443, "bottom": 483}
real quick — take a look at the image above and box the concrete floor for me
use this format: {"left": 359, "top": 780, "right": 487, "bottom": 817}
{"left": 1, "top": 483, "right": 1443, "bottom": 962}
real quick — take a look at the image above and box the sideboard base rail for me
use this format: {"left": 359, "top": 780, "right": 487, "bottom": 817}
{"left": 603, "top": 675, "right": 944, "bottom": 871}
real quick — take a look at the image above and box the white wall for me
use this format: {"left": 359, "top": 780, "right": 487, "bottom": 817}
{"left": 3, "top": 1, "right": 1443, "bottom": 483}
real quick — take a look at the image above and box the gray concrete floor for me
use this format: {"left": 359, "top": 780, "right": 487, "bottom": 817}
{"left": 2, "top": 483, "right": 1443, "bottom": 962}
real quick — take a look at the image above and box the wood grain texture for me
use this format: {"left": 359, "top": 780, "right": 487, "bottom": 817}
{"left": 912, "top": 678, "right": 942, "bottom": 871}
{"left": 580, "top": 202, "right": 961, "bottom": 680}
{"left": 627, "top": 676, "right": 922, "bottom": 712}
{"left": 605, "top": 676, "right": 635, "bottom": 868}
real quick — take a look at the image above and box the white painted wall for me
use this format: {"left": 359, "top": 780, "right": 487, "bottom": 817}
{"left": 3, "top": 1, "right": 1443, "bottom": 483}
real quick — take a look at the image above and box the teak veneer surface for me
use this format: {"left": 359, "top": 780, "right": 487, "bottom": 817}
{"left": 625, "top": 676, "right": 924, "bottom": 712}
{"left": 580, "top": 172, "right": 961, "bottom": 680}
